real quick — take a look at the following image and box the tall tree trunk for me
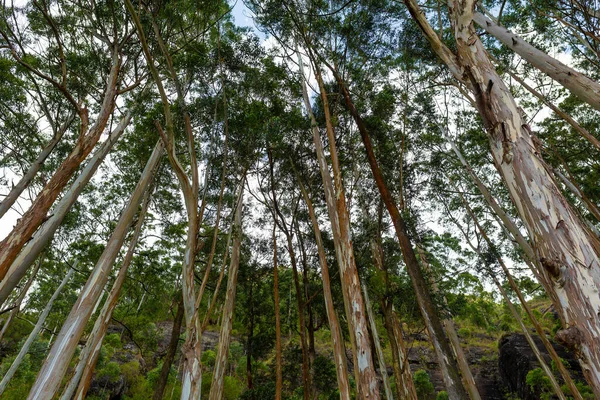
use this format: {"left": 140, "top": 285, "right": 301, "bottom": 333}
{"left": 362, "top": 286, "right": 393, "bottom": 400}
{"left": 296, "top": 220, "right": 316, "bottom": 367}
{"left": 296, "top": 171, "right": 351, "bottom": 400}
{"left": 0, "top": 255, "right": 42, "bottom": 342}
{"left": 62, "top": 183, "right": 155, "bottom": 400}
{"left": 0, "top": 113, "right": 131, "bottom": 307}
{"left": 153, "top": 295, "right": 184, "bottom": 400}
{"left": 268, "top": 149, "right": 311, "bottom": 400}
{"left": 368, "top": 203, "right": 418, "bottom": 400}
{"left": 273, "top": 223, "right": 283, "bottom": 400}
{"left": 408, "top": 0, "right": 600, "bottom": 392}
{"left": 26, "top": 141, "right": 163, "bottom": 400}
{"left": 298, "top": 46, "right": 379, "bottom": 399}
{"left": 246, "top": 276, "right": 254, "bottom": 394}
{"left": 0, "top": 50, "right": 120, "bottom": 278}
{"left": 208, "top": 185, "right": 244, "bottom": 400}
{"left": 473, "top": 12, "right": 600, "bottom": 112}
{"left": 0, "top": 265, "right": 74, "bottom": 396}
{"left": 492, "top": 272, "right": 566, "bottom": 400}
{"left": 326, "top": 63, "right": 471, "bottom": 399}
{"left": 381, "top": 301, "right": 417, "bottom": 400}
{"left": 125, "top": 5, "right": 203, "bottom": 396}
{"left": 0, "top": 113, "right": 74, "bottom": 219}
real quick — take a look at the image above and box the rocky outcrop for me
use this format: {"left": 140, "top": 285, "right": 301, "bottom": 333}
{"left": 498, "top": 332, "right": 583, "bottom": 399}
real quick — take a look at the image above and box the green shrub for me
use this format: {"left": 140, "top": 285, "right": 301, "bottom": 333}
{"left": 436, "top": 391, "right": 449, "bottom": 400}
{"left": 525, "top": 368, "right": 553, "bottom": 400}
{"left": 414, "top": 369, "right": 434, "bottom": 399}
{"left": 105, "top": 333, "right": 122, "bottom": 349}
{"left": 97, "top": 361, "right": 121, "bottom": 383}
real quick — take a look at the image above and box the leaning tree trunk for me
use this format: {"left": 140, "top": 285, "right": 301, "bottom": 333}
{"left": 0, "top": 265, "right": 74, "bottom": 396}
{"left": 448, "top": 1, "right": 600, "bottom": 394}
{"left": 298, "top": 46, "right": 379, "bottom": 398}
{"left": 153, "top": 295, "right": 184, "bottom": 400}
{"left": 0, "top": 113, "right": 74, "bottom": 219}
{"left": 0, "top": 112, "right": 131, "bottom": 308}
{"left": 473, "top": 12, "right": 600, "bottom": 112}
{"left": 62, "top": 185, "right": 155, "bottom": 400}
{"left": 26, "top": 141, "right": 163, "bottom": 400}
{"left": 296, "top": 171, "right": 351, "bottom": 400}
{"left": 408, "top": 0, "right": 600, "bottom": 392}
{"left": 327, "top": 63, "right": 471, "bottom": 399}
{"left": 208, "top": 186, "right": 244, "bottom": 400}
{"left": 272, "top": 223, "right": 283, "bottom": 400}
{"left": 0, "top": 50, "right": 120, "bottom": 279}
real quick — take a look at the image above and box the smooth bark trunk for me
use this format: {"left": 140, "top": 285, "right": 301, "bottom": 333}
{"left": 0, "top": 255, "right": 42, "bottom": 342}
{"left": 63, "top": 184, "right": 155, "bottom": 400}
{"left": 26, "top": 140, "right": 163, "bottom": 400}
{"left": 473, "top": 12, "right": 600, "bottom": 112}
{"left": 268, "top": 150, "right": 311, "bottom": 400}
{"left": 273, "top": 223, "right": 283, "bottom": 399}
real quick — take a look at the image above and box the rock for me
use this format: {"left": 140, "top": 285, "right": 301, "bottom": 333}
{"left": 498, "top": 332, "right": 583, "bottom": 400}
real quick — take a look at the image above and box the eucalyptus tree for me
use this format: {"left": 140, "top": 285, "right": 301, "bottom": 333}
{"left": 404, "top": 0, "right": 600, "bottom": 393}
{"left": 0, "top": 0, "right": 141, "bottom": 277}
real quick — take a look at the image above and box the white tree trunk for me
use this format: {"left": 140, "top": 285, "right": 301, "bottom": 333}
{"left": 60, "top": 187, "right": 153, "bottom": 400}
{"left": 473, "top": 12, "right": 600, "bottom": 112}
{"left": 26, "top": 140, "right": 163, "bottom": 400}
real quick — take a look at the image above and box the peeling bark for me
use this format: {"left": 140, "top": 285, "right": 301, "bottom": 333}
{"left": 298, "top": 47, "right": 379, "bottom": 398}
{"left": 362, "top": 286, "right": 393, "bottom": 400}
{"left": 326, "top": 62, "right": 470, "bottom": 399}
{"left": 408, "top": 0, "right": 600, "bottom": 393}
